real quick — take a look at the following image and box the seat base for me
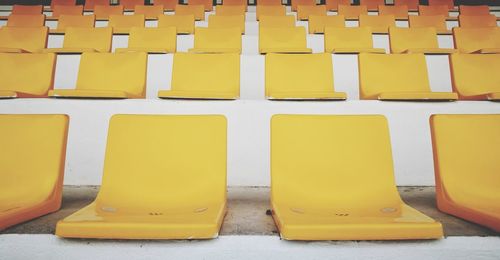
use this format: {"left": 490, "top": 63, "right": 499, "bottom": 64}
{"left": 267, "top": 91, "right": 347, "bottom": 100}
{"left": 188, "top": 48, "right": 241, "bottom": 54}
{"left": 115, "top": 47, "right": 174, "bottom": 54}
{"left": 331, "top": 48, "right": 386, "bottom": 54}
{"left": 378, "top": 92, "right": 458, "bottom": 101}
{"left": 49, "top": 89, "right": 136, "bottom": 99}
{"left": 260, "top": 48, "right": 313, "bottom": 54}
{"left": 158, "top": 90, "right": 239, "bottom": 100}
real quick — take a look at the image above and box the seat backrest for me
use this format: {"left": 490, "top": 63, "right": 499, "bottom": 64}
{"left": 258, "top": 0, "right": 283, "bottom": 5}
{"left": 171, "top": 53, "right": 240, "bottom": 95}
{"left": 158, "top": 15, "right": 195, "bottom": 34}
{"left": 418, "top": 4, "right": 449, "bottom": 16}
{"left": 94, "top": 5, "right": 124, "bottom": 19}
{"left": 0, "top": 53, "right": 56, "bottom": 96}
{"left": 256, "top": 5, "right": 286, "bottom": 20}
{"left": 134, "top": 5, "right": 164, "bottom": 18}
{"left": 271, "top": 115, "right": 402, "bottom": 216}
{"left": 459, "top": 5, "right": 490, "bottom": 15}
{"left": 56, "top": 15, "right": 96, "bottom": 30}
{"left": 76, "top": 52, "right": 147, "bottom": 97}
{"left": 449, "top": 54, "right": 500, "bottom": 98}
{"left": 108, "top": 15, "right": 145, "bottom": 29}
{"left": 223, "top": 0, "right": 248, "bottom": 7}
{"left": 120, "top": 0, "right": 144, "bottom": 10}
{"left": 11, "top": 4, "right": 43, "bottom": 14}
{"left": 63, "top": 27, "right": 112, "bottom": 52}
{"left": 409, "top": 15, "right": 447, "bottom": 32}
{"left": 291, "top": 0, "right": 316, "bottom": 11}
{"left": 215, "top": 5, "right": 246, "bottom": 15}
{"left": 0, "top": 114, "right": 68, "bottom": 211}
{"left": 453, "top": 27, "right": 500, "bottom": 53}
{"left": 297, "top": 5, "right": 327, "bottom": 20}
{"left": 324, "top": 27, "right": 375, "bottom": 52}
{"left": 193, "top": 27, "right": 242, "bottom": 51}
{"left": 428, "top": 0, "right": 454, "bottom": 10}
{"left": 430, "top": 114, "right": 500, "bottom": 208}
{"left": 52, "top": 5, "right": 83, "bottom": 17}
{"left": 359, "top": 14, "right": 396, "bottom": 33}
{"left": 208, "top": 15, "right": 245, "bottom": 33}
{"left": 154, "top": 0, "right": 177, "bottom": 10}
{"left": 259, "top": 15, "right": 295, "bottom": 28}
{"left": 359, "top": 0, "right": 385, "bottom": 10}
{"left": 309, "top": 15, "right": 344, "bottom": 33}
{"left": 378, "top": 5, "right": 409, "bottom": 18}
{"left": 358, "top": 53, "right": 431, "bottom": 99}
{"left": 128, "top": 27, "right": 177, "bottom": 52}
{"left": 84, "top": 0, "right": 110, "bottom": 11}
{"left": 189, "top": 0, "right": 213, "bottom": 11}
{"left": 389, "top": 27, "right": 439, "bottom": 53}
{"left": 265, "top": 53, "right": 335, "bottom": 96}
{"left": 51, "top": 0, "right": 77, "bottom": 8}
{"left": 394, "top": 0, "right": 418, "bottom": 10}
{"left": 458, "top": 14, "right": 497, "bottom": 28}
{"left": 325, "top": 0, "right": 350, "bottom": 11}
{"left": 338, "top": 4, "right": 368, "bottom": 19}
{"left": 95, "top": 114, "right": 227, "bottom": 213}
{"left": 259, "top": 27, "right": 308, "bottom": 51}
{"left": 0, "top": 26, "right": 48, "bottom": 52}
{"left": 175, "top": 4, "right": 205, "bottom": 20}
{"left": 7, "top": 14, "right": 46, "bottom": 27}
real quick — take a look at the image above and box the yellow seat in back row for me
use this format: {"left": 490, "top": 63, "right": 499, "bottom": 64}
{"left": 56, "top": 115, "right": 227, "bottom": 239}
{"left": 259, "top": 27, "right": 312, "bottom": 54}
{"left": 6, "top": 14, "right": 45, "bottom": 27}
{"left": 0, "top": 27, "right": 48, "bottom": 53}
{"left": 116, "top": 27, "right": 177, "bottom": 54}
{"left": 271, "top": 114, "right": 443, "bottom": 240}
{"left": 452, "top": 27, "right": 500, "bottom": 54}
{"left": 44, "top": 27, "right": 112, "bottom": 54}
{"left": 389, "top": 27, "right": 456, "bottom": 54}
{"left": 189, "top": 27, "right": 242, "bottom": 54}
{"left": 50, "top": 15, "right": 96, "bottom": 34}
{"left": 208, "top": 14, "right": 245, "bottom": 34}
{"left": 309, "top": 15, "right": 345, "bottom": 34}
{"left": 324, "top": 27, "right": 385, "bottom": 54}
{"left": 158, "top": 15, "right": 195, "bottom": 34}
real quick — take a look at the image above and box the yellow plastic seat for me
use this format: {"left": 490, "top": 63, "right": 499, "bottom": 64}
{"left": 49, "top": 52, "right": 147, "bottom": 99}
{"left": 120, "top": 0, "right": 144, "bottom": 11}
{"left": 215, "top": 5, "right": 246, "bottom": 16}
{"left": 324, "top": 27, "right": 385, "bottom": 53}
{"left": 94, "top": 5, "right": 124, "bottom": 20}
{"left": 175, "top": 4, "right": 205, "bottom": 21}
{"left": 84, "top": 0, "right": 110, "bottom": 11}
{"left": 430, "top": 114, "right": 500, "bottom": 232}
{"left": 51, "top": 5, "right": 83, "bottom": 18}
{"left": 428, "top": 0, "right": 455, "bottom": 10}
{"left": 271, "top": 114, "right": 443, "bottom": 240}
{"left": 394, "top": 0, "right": 419, "bottom": 11}
{"left": 189, "top": 27, "right": 242, "bottom": 53}
{"left": 265, "top": 53, "right": 346, "bottom": 100}
{"left": 0, "top": 53, "right": 56, "bottom": 98}
{"left": 189, "top": 0, "right": 213, "bottom": 11}
{"left": 44, "top": 27, "right": 112, "bottom": 53}
{"left": 325, "top": 0, "right": 350, "bottom": 12}
{"left": 208, "top": 15, "right": 245, "bottom": 34}
{"left": 359, "top": 53, "right": 458, "bottom": 100}
{"left": 49, "top": 15, "right": 96, "bottom": 34}
{"left": 458, "top": 15, "right": 497, "bottom": 28}
{"left": 6, "top": 14, "right": 46, "bottom": 27}
{"left": 359, "top": 14, "right": 395, "bottom": 34}
{"left": 296, "top": 5, "right": 326, "bottom": 21}
{"left": 259, "top": 15, "right": 296, "bottom": 28}
{"left": 0, "top": 114, "right": 68, "bottom": 231}
{"left": 115, "top": 27, "right": 177, "bottom": 54}
{"left": 134, "top": 5, "right": 165, "bottom": 19}
{"left": 158, "top": 53, "right": 240, "bottom": 99}
{"left": 389, "top": 27, "right": 456, "bottom": 54}
{"left": 108, "top": 15, "right": 145, "bottom": 34}
{"left": 258, "top": 0, "right": 283, "bottom": 5}
{"left": 378, "top": 5, "right": 409, "bottom": 20}
{"left": 338, "top": 4, "right": 368, "bottom": 20}
{"left": 409, "top": 15, "right": 450, "bottom": 35}
{"left": 11, "top": 4, "right": 43, "bottom": 14}
{"left": 256, "top": 5, "right": 286, "bottom": 20}
{"left": 154, "top": 0, "right": 177, "bottom": 11}
{"left": 0, "top": 27, "right": 48, "bottom": 53}
{"left": 222, "top": 0, "right": 247, "bottom": 9}
{"left": 453, "top": 27, "right": 500, "bottom": 54}
{"left": 56, "top": 114, "right": 227, "bottom": 239}
{"left": 259, "top": 27, "right": 312, "bottom": 54}
{"left": 449, "top": 54, "right": 500, "bottom": 100}
{"left": 291, "top": 0, "right": 316, "bottom": 12}
{"left": 158, "top": 15, "right": 195, "bottom": 34}
{"left": 359, "top": 0, "right": 384, "bottom": 11}
{"left": 309, "top": 15, "right": 344, "bottom": 34}
{"left": 459, "top": 5, "right": 490, "bottom": 16}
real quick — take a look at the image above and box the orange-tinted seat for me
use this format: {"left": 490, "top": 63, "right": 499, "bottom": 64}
{"left": 175, "top": 4, "right": 205, "bottom": 21}
{"left": 394, "top": 0, "right": 419, "bottom": 11}
{"left": 452, "top": 27, "right": 500, "bottom": 54}
{"left": 389, "top": 27, "right": 456, "bottom": 54}
{"left": 51, "top": 0, "right": 77, "bottom": 9}
{"left": 50, "top": 15, "right": 96, "bottom": 34}
{"left": 120, "top": 0, "right": 144, "bottom": 11}
{"left": 0, "top": 27, "right": 48, "bottom": 53}
{"left": 11, "top": 5, "right": 43, "bottom": 14}
{"left": 108, "top": 15, "right": 145, "bottom": 34}
{"left": 291, "top": 0, "right": 316, "bottom": 12}
{"left": 418, "top": 4, "right": 452, "bottom": 19}
{"left": 338, "top": 5, "right": 368, "bottom": 20}
{"left": 223, "top": 0, "right": 248, "bottom": 9}
{"left": 297, "top": 5, "right": 326, "bottom": 21}
{"left": 258, "top": 0, "right": 283, "bottom": 5}
{"left": 94, "top": 5, "right": 124, "bottom": 20}
{"left": 458, "top": 15, "right": 497, "bottom": 28}
{"left": 189, "top": 0, "right": 213, "bottom": 11}
{"left": 134, "top": 5, "right": 165, "bottom": 19}
{"left": 84, "top": 0, "right": 110, "bottom": 11}
{"left": 378, "top": 5, "right": 409, "bottom": 20}
{"left": 215, "top": 5, "right": 246, "bottom": 16}
{"left": 459, "top": 5, "right": 490, "bottom": 16}
{"left": 154, "top": 0, "right": 177, "bottom": 11}
{"left": 158, "top": 14, "right": 196, "bottom": 34}
{"left": 51, "top": 5, "right": 83, "bottom": 18}
{"left": 6, "top": 14, "right": 46, "bottom": 27}
{"left": 256, "top": 5, "right": 286, "bottom": 20}
{"left": 308, "top": 15, "right": 345, "bottom": 34}
{"left": 325, "top": 0, "right": 350, "bottom": 11}
{"left": 43, "top": 27, "right": 112, "bottom": 53}
{"left": 428, "top": 0, "right": 455, "bottom": 10}
{"left": 359, "top": 0, "right": 384, "bottom": 11}
{"left": 359, "top": 14, "right": 395, "bottom": 34}
{"left": 409, "top": 15, "right": 450, "bottom": 34}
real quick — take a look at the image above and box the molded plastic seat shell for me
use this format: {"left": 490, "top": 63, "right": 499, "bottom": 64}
{"left": 325, "top": 0, "right": 350, "bottom": 11}
{"left": 324, "top": 27, "right": 385, "bottom": 54}
{"left": 453, "top": 27, "right": 500, "bottom": 54}
{"left": 338, "top": 4, "right": 368, "bottom": 20}
{"left": 0, "top": 26, "right": 48, "bottom": 53}
{"left": 259, "top": 27, "right": 312, "bottom": 54}
{"left": 154, "top": 0, "right": 177, "bottom": 11}
{"left": 215, "top": 5, "right": 246, "bottom": 16}
{"left": 256, "top": 5, "right": 286, "bottom": 20}
{"left": 94, "top": 5, "right": 123, "bottom": 20}
{"left": 389, "top": 27, "right": 456, "bottom": 54}
{"left": 84, "top": 0, "right": 110, "bottom": 11}
{"left": 296, "top": 5, "right": 326, "bottom": 21}
{"left": 158, "top": 15, "right": 195, "bottom": 34}
{"left": 394, "top": 0, "right": 419, "bottom": 11}
{"left": 134, "top": 5, "right": 165, "bottom": 19}
{"left": 360, "top": 0, "right": 384, "bottom": 11}
{"left": 189, "top": 27, "right": 242, "bottom": 54}
{"left": 175, "top": 4, "right": 205, "bottom": 21}
{"left": 44, "top": 27, "right": 112, "bottom": 53}
{"left": 458, "top": 14, "right": 497, "bottom": 28}
{"left": 259, "top": 15, "right": 296, "bottom": 29}
{"left": 459, "top": 5, "right": 490, "bottom": 16}
{"left": 108, "top": 15, "right": 145, "bottom": 34}
{"left": 115, "top": 27, "right": 177, "bottom": 54}
{"left": 120, "top": 0, "right": 144, "bottom": 11}
{"left": 291, "top": 0, "right": 316, "bottom": 12}
{"left": 308, "top": 15, "right": 345, "bottom": 34}
{"left": 428, "top": 0, "right": 455, "bottom": 10}
{"left": 50, "top": 15, "right": 96, "bottom": 34}
{"left": 208, "top": 15, "right": 245, "bottom": 34}
{"left": 378, "top": 5, "right": 409, "bottom": 19}
{"left": 189, "top": 0, "right": 213, "bottom": 11}
{"left": 51, "top": 5, "right": 83, "bottom": 18}
{"left": 11, "top": 4, "right": 43, "bottom": 14}
{"left": 6, "top": 14, "right": 45, "bottom": 27}
{"left": 409, "top": 15, "right": 450, "bottom": 34}
{"left": 359, "top": 14, "right": 395, "bottom": 34}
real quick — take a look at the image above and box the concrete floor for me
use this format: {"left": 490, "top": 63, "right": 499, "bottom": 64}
{"left": 1, "top": 186, "right": 498, "bottom": 237}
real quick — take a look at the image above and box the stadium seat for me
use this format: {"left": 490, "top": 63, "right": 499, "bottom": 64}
{"left": 0, "top": 114, "right": 68, "bottom": 230}
{"left": 430, "top": 114, "right": 500, "bottom": 232}
{"left": 158, "top": 15, "right": 195, "bottom": 34}
{"left": 453, "top": 27, "right": 500, "bottom": 53}
{"left": 189, "top": 0, "right": 213, "bottom": 11}
{"left": 158, "top": 53, "right": 240, "bottom": 99}
{"left": 359, "top": 0, "right": 384, "bottom": 11}
{"left": 291, "top": 0, "right": 316, "bottom": 12}
{"left": 0, "top": 27, "right": 48, "bottom": 53}
{"left": 208, "top": 15, "right": 245, "bottom": 34}
{"left": 44, "top": 27, "right": 112, "bottom": 53}
{"left": 0, "top": 53, "right": 56, "bottom": 98}
{"left": 258, "top": 0, "right": 283, "bottom": 5}
{"left": 175, "top": 4, "right": 205, "bottom": 21}
{"left": 189, "top": 27, "right": 242, "bottom": 53}
{"left": 134, "top": 5, "right": 165, "bottom": 19}
{"left": 389, "top": 27, "right": 456, "bottom": 54}
{"left": 119, "top": 0, "right": 144, "bottom": 11}
{"left": 11, "top": 4, "right": 43, "bottom": 14}
{"left": 458, "top": 15, "right": 497, "bottom": 28}
{"left": 359, "top": 15, "right": 395, "bottom": 34}
{"left": 51, "top": 5, "right": 83, "bottom": 18}
{"left": 296, "top": 5, "right": 326, "bottom": 21}
{"left": 409, "top": 15, "right": 450, "bottom": 34}
{"left": 215, "top": 5, "right": 246, "bottom": 16}
{"left": 265, "top": 53, "right": 346, "bottom": 100}
{"left": 56, "top": 114, "right": 227, "bottom": 239}
{"left": 84, "top": 0, "right": 110, "bottom": 12}
{"left": 259, "top": 15, "right": 296, "bottom": 28}
{"left": 222, "top": 0, "right": 247, "bottom": 10}
{"left": 394, "top": 0, "right": 419, "bottom": 11}
{"left": 108, "top": 15, "right": 145, "bottom": 34}
{"left": 459, "top": 5, "right": 490, "bottom": 16}
{"left": 418, "top": 4, "right": 453, "bottom": 19}
{"left": 154, "top": 0, "right": 177, "bottom": 11}
{"left": 6, "top": 14, "right": 45, "bottom": 27}
{"left": 256, "top": 5, "right": 286, "bottom": 20}
{"left": 359, "top": 53, "right": 458, "bottom": 100}
{"left": 324, "top": 27, "right": 385, "bottom": 53}
{"left": 449, "top": 54, "right": 500, "bottom": 100}
{"left": 308, "top": 15, "right": 345, "bottom": 34}
{"left": 51, "top": 0, "right": 77, "bottom": 10}
{"left": 378, "top": 5, "right": 409, "bottom": 20}
{"left": 49, "top": 15, "right": 96, "bottom": 34}
{"left": 338, "top": 5, "right": 368, "bottom": 20}
{"left": 428, "top": 0, "right": 455, "bottom": 10}
{"left": 94, "top": 5, "right": 124, "bottom": 20}
{"left": 259, "top": 27, "right": 312, "bottom": 54}
{"left": 49, "top": 52, "right": 147, "bottom": 99}
{"left": 271, "top": 114, "right": 444, "bottom": 240}
{"left": 325, "top": 0, "right": 350, "bottom": 12}
{"left": 115, "top": 27, "right": 177, "bottom": 54}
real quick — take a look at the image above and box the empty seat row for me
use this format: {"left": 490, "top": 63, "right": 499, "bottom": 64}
{"left": 0, "top": 114, "right": 498, "bottom": 239}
